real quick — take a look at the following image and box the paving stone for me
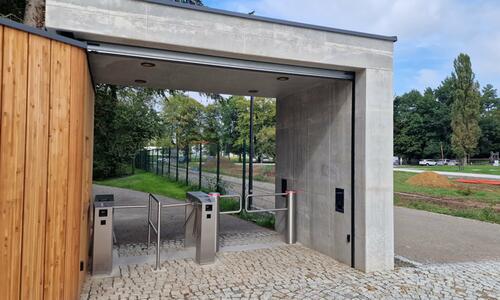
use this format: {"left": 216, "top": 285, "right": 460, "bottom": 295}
{"left": 82, "top": 242, "right": 500, "bottom": 299}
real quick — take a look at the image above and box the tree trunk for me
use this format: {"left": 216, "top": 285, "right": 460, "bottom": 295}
{"left": 24, "top": 0, "right": 46, "bottom": 28}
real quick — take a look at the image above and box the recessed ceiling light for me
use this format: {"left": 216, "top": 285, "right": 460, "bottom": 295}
{"left": 248, "top": 90, "right": 259, "bottom": 94}
{"left": 141, "top": 62, "right": 156, "bottom": 67}
{"left": 277, "top": 76, "right": 289, "bottom": 81}
{"left": 135, "top": 79, "right": 147, "bottom": 84}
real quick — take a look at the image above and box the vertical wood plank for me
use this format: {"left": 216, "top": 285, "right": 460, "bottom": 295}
{"left": 64, "top": 46, "right": 86, "bottom": 300}
{"left": 0, "top": 27, "right": 29, "bottom": 300}
{"left": 20, "top": 33, "right": 51, "bottom": 300}
{"left": 44, "top": 40, "right": 71, "bottom": 300}
{"left": 79, "top": 66, "right": 94, "bottom": 290}
{"left": 0, "top": 26, "right": 2, "bottom": 147}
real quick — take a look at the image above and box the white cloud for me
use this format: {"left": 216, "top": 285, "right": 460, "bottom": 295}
{"left": 414, "top": 69, "right": 445, "bottom": 91}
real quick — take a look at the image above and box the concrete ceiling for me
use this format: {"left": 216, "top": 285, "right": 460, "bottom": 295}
{"left": 88, "top": 44, "right": 352, "bottom": 98}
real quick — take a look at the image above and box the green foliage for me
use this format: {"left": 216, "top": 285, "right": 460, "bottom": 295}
{"left": 395, "top": 195, "right": 500, "bottom": 225}
{"left": 233, "top": 97, "right": 276, "bottom": 161}
{"left": 394, "top": 171, "right": 499, "bottom": 204}
{"left": 478, "top": 85, "right": 500, "bottom": 157}
{"left": 0, "top": 0, "right": 26, "bottom": 22}
{"left": 450, "top": 54, "right": 482, "bottom": 163}
{"left": 95, "top": 170, "right": 202, "bottom": 200}
{"left": 93, "top": 85, "right": 162, "bottom": 179}
{"left": 394, "top": 53, "right": 498, "bottom": 161}
{"left": 394, "top": 89, "right": 451, "bottom": 160}
{"left": 161, "top": 94, "right": 205, "bottom": 147}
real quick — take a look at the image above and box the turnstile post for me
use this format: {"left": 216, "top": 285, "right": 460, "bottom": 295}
{"left": 92, "top": 195, "right": 114, "bottom": 275}
{"left": 286, "top": 191, "right": 296, "bottom": 244}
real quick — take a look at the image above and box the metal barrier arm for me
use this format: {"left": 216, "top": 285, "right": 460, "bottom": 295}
{"left": 114, "top": 205, "right": 148, "bottom": 210}
{"left": 147, "top": 193, "right": 162, "bottom": 270}
{"left": 219, "top": 194, "right": 243, "bottom": 215}
{"left": 147, "top": 193, "right": 193, "bottom": 270}
{"left": 245, "top": 193, "right": 289, "bottom": 213}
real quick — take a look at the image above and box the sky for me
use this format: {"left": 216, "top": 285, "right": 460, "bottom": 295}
{"left": 200, "top": 0, "right": 500, "bottom": 96}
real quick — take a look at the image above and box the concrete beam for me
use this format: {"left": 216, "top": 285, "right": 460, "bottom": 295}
{"left": 46, "top": 0, "right": 394, "bottom": 71}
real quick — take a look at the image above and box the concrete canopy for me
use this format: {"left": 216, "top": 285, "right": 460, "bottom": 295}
{"left": 46, "top": 0, "right": 396, "bottom": 272}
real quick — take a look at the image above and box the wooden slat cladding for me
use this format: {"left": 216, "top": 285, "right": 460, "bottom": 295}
{"left": 79, "top": 65, "right": 95, "bottom": 291}
{"left": 44, "top": 40, "right": 72, "bottom": 300}
{"left": 21, "top": 33, "right": 51, "bottom": 300}
{"left": 64, "top": 47, "right": 86, "bottom": 300}
{"left": 0, "top": 23, "right": 94, "bottom": 300}
{"left": 0, "top": 26, "right": 28, "bottom": 300}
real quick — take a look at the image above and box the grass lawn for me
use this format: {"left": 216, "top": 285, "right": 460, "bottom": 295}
{"left": 397, "top": 164, "right": 500, "bottom": 176}
{"left": 395, "top": 195, "right": 500, "bottom": 224}
{"left": 94, "top": 170, "right": 200, "bottom": 200}
{"left": 95, "top": 171, "right": 275, "bottom": 229}
{"left": 394, "top": 171, "right": 500, "bottom": 224}
{"left": 394, "top": 171, "right": 500, "bottom": 205}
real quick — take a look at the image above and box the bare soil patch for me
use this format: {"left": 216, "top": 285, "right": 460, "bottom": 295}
{"left": 406, "top": 172, "right": 454, "bottom": 188}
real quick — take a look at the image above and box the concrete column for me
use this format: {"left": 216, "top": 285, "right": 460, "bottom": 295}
{"left": 354, "top": 68, "right": 394, "bottom": 272}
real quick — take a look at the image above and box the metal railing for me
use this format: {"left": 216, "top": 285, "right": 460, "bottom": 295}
{"left": 218, "top": 194, "right": 243, "bottom": 215}
{"left": 147, "top": 193, "right": 192, "bottom": 270}
{"left": 147, "top": 194, "right": 162, "bottom": 270}
{"left": 245, "top": 192, "right": 289, "bottom": 213}
{"left": 245, "top": 191, "right": 296, "bottom": 244}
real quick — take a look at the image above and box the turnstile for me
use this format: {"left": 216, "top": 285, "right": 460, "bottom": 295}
{"left": 92, "top": 195, "right": 114, "bottom": 275}
{"left": 185, "top": 192, "right": 218, "bottom": 264}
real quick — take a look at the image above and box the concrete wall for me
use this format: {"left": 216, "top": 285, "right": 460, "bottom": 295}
{"left": 276, "top": 80, "right": 353, "bottom": 266}
{"left": 353, "top": 69, "right": 394, "bottom": 272}
{"left": 45, "top": 0, "right": 394, "bottom": 72}
{"left": 276, "top": 72, "right": 394, "bottom": 272}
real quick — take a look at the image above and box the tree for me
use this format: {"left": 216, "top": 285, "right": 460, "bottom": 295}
{"left": 161, "top": 94, "right": 204, "bottom": 147}
{"left": 0, "top": 0, "right": 26, "bottom": 22}
{"left": 450, "top": 54, "right": 481, "bottom": 165}
{"left": 1, "top": 0, "right": 203, "bottom": 28}
{"left": 394, "top": 89, "right": 450, "bottom": 161}
{"left": 478, "top": 85, "right": 500, "bottom": 156}
{"left": 24, "top": 0, "right": 44, "bottom": 27}
{"left": 93, "top": 85, "right": 162, "bottom": 179}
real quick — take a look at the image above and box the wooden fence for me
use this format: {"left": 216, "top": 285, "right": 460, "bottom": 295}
{"left": 0, "top": 20, "right": 94, "bottom": 300}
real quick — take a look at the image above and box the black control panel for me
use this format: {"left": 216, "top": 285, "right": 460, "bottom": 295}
{"left": 335, "top": 188, "right": 344, "bottom": 213}
{"left": 281, "top": 178, "right": 287, "bottom": 198}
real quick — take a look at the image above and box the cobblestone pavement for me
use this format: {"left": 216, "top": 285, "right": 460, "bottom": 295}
{"left": 116, "top": 231, "right": 284, "bottom": 257}
{"left": 82, "top": 244, "right": 500, "bottom": 300}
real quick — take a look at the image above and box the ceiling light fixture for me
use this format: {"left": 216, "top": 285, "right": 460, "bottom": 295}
{"left": 135, "top": 79, "right": 147, "bottom": 84}
{"left": 277, "top": 76, "right": 289, "bottom": 81}
{"left": 248, "top": 90, "right": 259, "bottom": 94}
{"left": 141, "top": 62, "right": 156, "bottom": 67}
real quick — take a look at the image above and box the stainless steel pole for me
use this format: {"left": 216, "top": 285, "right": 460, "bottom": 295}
{"left": 156, "top": 203, "right": 161, "bottom": 270}
{"left": 287, "top": 191, "right": 296, "bottom": 244}
{"left": 248, "top": 96, "right": 254, "bottom": 207}
{"left": 211, "top": 192, "right": 221, "bottom": 251}
{"left": 147, "top": 197, "right": 151, "bottom": 247}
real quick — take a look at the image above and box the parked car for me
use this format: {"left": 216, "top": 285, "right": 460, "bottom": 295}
{"left": 436, "top": 159, "right": 459, "bottom": 166}
{"left": 419, "top": 159, "right": 437, "bottom": 166}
